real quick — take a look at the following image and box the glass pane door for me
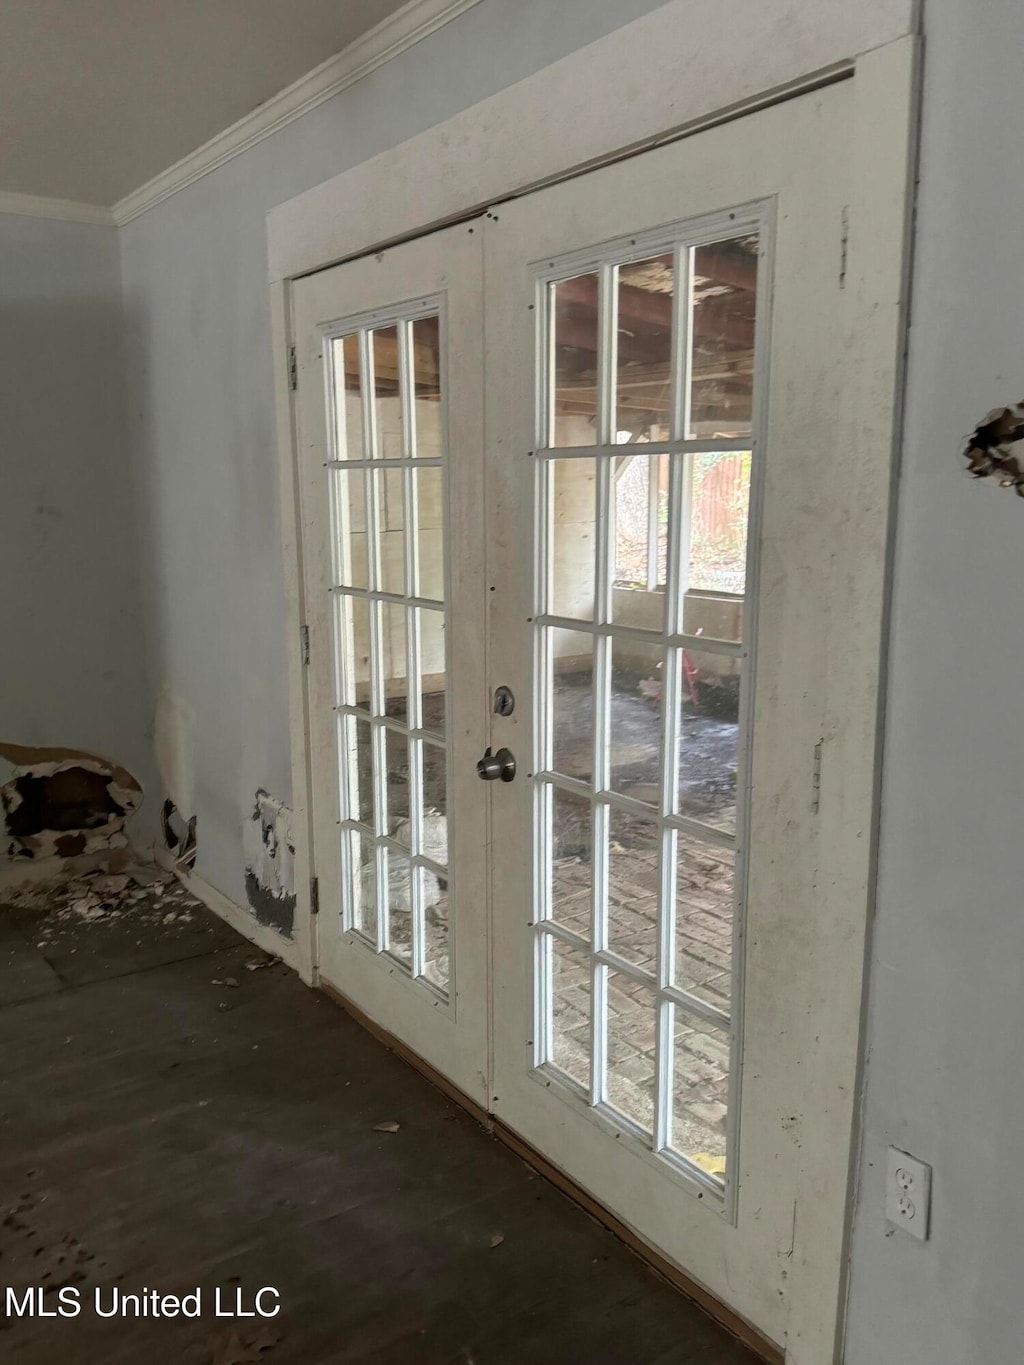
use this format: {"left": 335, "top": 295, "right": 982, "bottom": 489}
{"left": 535, "top": 229, "right": 758, "bottom": 1188}
{"left": 483, "top": 82, "right": 873, "bottom": 1348}
{"left": 327, "top": 309, "right": 451, "bottom": 994}
{"left": 293, "top": 220, "right": 487, "bottom": 1108}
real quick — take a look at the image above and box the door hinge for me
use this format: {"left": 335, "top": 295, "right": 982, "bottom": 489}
{"left": 300, "top": 623, "right": 310, "bottom": 666}
{"left": 310, "top": 875, "right": 320, "bottom": 916}
{"left": 812, "top": 739, "right": 823, "bottom": 813}
{"left": 839, "top": 206, "right": 849, "bottom": 289}
{"left": 287, "top": 344, "right": 298, "bottom": 391}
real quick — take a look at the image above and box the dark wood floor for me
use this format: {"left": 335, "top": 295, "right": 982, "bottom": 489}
{"left": 0, "top": 882, "right": 760, "bottom": 1364}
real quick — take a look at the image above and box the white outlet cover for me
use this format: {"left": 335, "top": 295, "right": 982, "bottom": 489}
{"left": 885, "top": 1146, "right": 931, "bottom": 1241}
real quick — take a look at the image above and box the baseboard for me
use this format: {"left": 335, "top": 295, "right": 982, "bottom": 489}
{"left": 318, "top": 979, "right": 782, "bottom": 1364}
{"left": 154, "top": 848, "right": 303, "bottom": 974}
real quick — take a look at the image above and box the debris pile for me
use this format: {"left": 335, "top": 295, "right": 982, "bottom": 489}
{"left": 3, "top": 863, "right": 201, "bottom": 945}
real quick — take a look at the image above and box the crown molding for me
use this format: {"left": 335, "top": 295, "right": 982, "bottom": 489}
{"left": 0, "top": 191, "right": 115, "bottom": 227}
{"left": 112, "top": 0, "right": 483, "bottom": 227}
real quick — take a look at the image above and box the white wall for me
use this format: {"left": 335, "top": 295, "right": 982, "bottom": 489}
{"left": 843, "top": 1, "right": 1024, "bottom": 1360}
{"left": 0, "top": 214, "right": 153, "bottom": 805}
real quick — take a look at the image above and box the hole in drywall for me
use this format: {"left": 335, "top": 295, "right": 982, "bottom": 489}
{"left": 963, "top": 403, "right": 1024, "bottom": 495}
{"left": 6, "top": 767, "right": 124, "bottom": 835}
{"left": 161, "top": 798, "right": 197, "bottom": 872}
{"left": 0, "top": 742, "right": 142, "bottom": 863}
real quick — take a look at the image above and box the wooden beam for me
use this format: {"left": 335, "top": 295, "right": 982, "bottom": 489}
{"left": 555, "top": 275, "right": 754, "bottom": 351}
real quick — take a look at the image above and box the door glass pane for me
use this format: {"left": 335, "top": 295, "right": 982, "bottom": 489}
{"left": 338, "top": 715, "right": 373, "bottom": 828}
{"left": 670, "top": 1008, "right": 730, "bottom": 1180}
{"left": 333, "top": 594, "right": 372, "bottom": 710}
{"left": 421, "top": 739, "right": 448, "bottom": 862}
{"left": 372, "top": 325, "right": 403, "bottom": 458}
{"left": 420, "top": 775, "right": 447, "bottom": 868}
{"left": 332, "top": 333, "right": 365, "bottom": 459}
{"left": 381, "top": 603, "right": 408, "bottom": 723}
{"left": 549, "top": 274, "right": 599, "bottom": 446}
{"left": 606, "top": 807, "right": 659, "bottom": 972}
{"left": 673, "top": 832, "right": 734, "bottom": 1012}
{"left": 612, "top": 452, "right": 669, "bottom": 597}
{"left": 605, "top": 969, "right": 657, "bottom": 1134}
{"left": 414, "top": 467, "right": 445, "bottom": 601}
{"left": 608, "top": 634, "right": 662, "bottom": 804}
{"left": 377, "top": 468, "right": 406, "bottom": 595}
{"left": 677, "top": 649, "right": 740, "bottom": 833}
{"left": 383, "top": 848, "right": 413, "bottom": 969}
{"left": 689, "top": 237, "right": 758, "bottom": 439}
{"left": 550, "top": 459, "right": 596, "bottom": 620}
{"left": 385, "top": 728, "right": 411, "bottom": 840}
{"left": 549, "top": 785, "right": 592, "bottom": 939}
{"left": 411, "top": 316, "right": 442, "bottom": 457}
{"left": 350, "top": 830, "right": 377, "bottom": 941}
{"left": 548, "top": 934, "right": 591, "bottom": 1091}
{"left": 688, "top": 451, "right": 751, "bottom": 599}
{"left": 329, "top": 470, "right": 369, "bottom": 589}
{"left": 326, "top": 311, "right": 450, "bottom": 1001}
{"left": 423, "top": 863, "right": 449, "bottom": 993}
{"left": 418, "top": 608, "right": 446, "bottom": 736}
{"left": 547, "top": 627, "right": 594, "bottom": 782}
{"left": 616, "top": 254, "right": 674, "bottom": 438}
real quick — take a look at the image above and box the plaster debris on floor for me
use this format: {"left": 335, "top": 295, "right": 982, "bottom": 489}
{"left": 4, "top": 863, "right": 199, "bottom": 944}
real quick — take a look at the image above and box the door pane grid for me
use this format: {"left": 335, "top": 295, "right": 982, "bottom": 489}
{"left": 326, "top": 311, "right": 450, "bottom": 996}
{"left": 536, "top": 227, "right": 757, "bottom": 1188}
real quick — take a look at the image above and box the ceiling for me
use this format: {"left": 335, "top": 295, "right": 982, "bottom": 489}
{"left": 0, "top": 0, "right": 410, "bottom": 205}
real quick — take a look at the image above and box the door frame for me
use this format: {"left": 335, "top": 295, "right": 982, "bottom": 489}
{"left": 268, "top": 27, "right": 918, "bottom": 1364}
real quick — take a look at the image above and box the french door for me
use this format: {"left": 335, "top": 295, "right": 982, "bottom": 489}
{"left": 295, "top": 80, "right": 875, "bottom": 1355}
{"left": 293, "top": 224, "right": 490, "bottom": 1106}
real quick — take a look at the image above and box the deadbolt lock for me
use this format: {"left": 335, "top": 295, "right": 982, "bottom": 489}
{"left": 493, "top": 685, "right": 515, "bottom": 717}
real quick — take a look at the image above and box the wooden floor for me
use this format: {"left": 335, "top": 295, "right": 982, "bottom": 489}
{"left": 0, "top": 883, "right": 760, "bottom": 1364}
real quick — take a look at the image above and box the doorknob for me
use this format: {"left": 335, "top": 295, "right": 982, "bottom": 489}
{"left": 476, "top": 746, "right": 517, "bottom": 782}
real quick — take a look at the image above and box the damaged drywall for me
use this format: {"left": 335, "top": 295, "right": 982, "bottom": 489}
{"left": 0, "top": 742, "right": 142, "bottom": 861}
{"left": 154, "top": 687, "right": 195, "bottom": 817}
{"left": 242, "top": 789, "right": 295, "bottom": 937}
{"left": 161, "top": 798, "right": 197, "bottom": 872}
{"left": 963, "top": 402, "right": 1024, "bottom": 494}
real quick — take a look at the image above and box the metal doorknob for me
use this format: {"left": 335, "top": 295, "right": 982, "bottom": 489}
{"left": 476, "top": 746, "right": 517, "bottom": 783}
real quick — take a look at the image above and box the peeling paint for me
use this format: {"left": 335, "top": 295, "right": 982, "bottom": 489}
{"left": 242, "top": 789, "right": 295, "bottom": 938}
{"left": 0, "top": 742, "right": 142, "bottom": 862}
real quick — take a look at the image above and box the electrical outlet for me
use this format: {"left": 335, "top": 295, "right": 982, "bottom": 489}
{"left": 885, "top": 1146, "right": 931, "bottom": 1241}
